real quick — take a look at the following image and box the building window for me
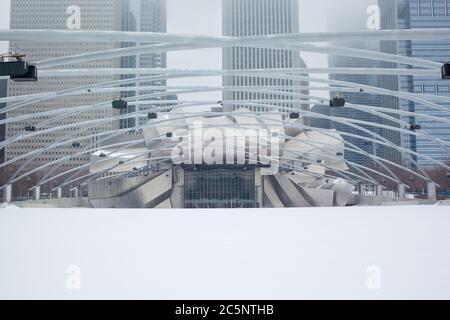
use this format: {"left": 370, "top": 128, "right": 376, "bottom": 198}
{"left": 183, "top": 166, "right": 257, "bottom": 208}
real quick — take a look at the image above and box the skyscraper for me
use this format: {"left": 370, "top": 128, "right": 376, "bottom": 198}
{"left": 309, "top": 104, "right": 331, "bottom": 130}
{"left": 328, "top": 49, "right": 386, "bottom": 168}
{"left": 327, "top": 0, "right": 404, "bottom": 168}
{"left": 120, "top": 0, "right": 167, "bottom": 129}
{"left": 0, "top": 79, "right": 6, "bottom": 164}
{"left": 380, "top": 0, "right": 450, "bottom": 169}
{"left": 222, "top": 0, "right": 309, "bottom": 117}
{"left": 6, "top": 0, "right": 122, "bottom": 176}
{"left": 5, "top": 0, "right": 167, "bottom": 197}
{"left": 379, "top": 0, "right": 403, "bottom": 165}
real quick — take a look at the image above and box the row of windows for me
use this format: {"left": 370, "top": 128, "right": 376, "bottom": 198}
{"left": 417, "top": 83, "right": 450, "bottom": 93}
{"left": 228, "top": 0, "right": 296, "bottom": 36}
{"left": 184, "top": 167, "right": 257, "bottom": 208}
{"left": 412, "top": 0, "right": 450, "bottom": 16}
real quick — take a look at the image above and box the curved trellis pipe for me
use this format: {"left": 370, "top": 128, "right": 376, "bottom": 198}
{"left": 1, "top": 28, "right": 448, "bottom": 199}
{"left": 2, "top": 28, "right": 450, "bottom": 44}
{"left": 21, "top": 28, "right": 443, "bottom": 69}
{"left": 1, "top": 116, "right": 387, "bottom": 191}
{"left": 3, "top": 69, "right": 449, "bottom": 118}
{"left": 10, "top": 131, "right": 147, "bottom": 186}
{"left": 53, "top": 127, "right": 383, "bottom": 190}
{"left": 260, "top": 73, "right": 450, "bottom": 116}
{"left": 43, "top": 125, "right": 408, "bottom": 191}
{"left": 4, "top": 97, "right": 449, "bottom": 161}
{"left": 29, "top": 120, "right": 407, "bottom": 192}
{"left": 4, "top": 68, "right": 450, "bottom": 119}
{"left": 1, "top": 73, "right": 208, "bottom": 115}
{"left": 5, "top": 86, "right": 450, "bottom": 131}
{"left": 1, "top": 102, "right": 444, "bottom": 184}
{"left": 1, "top": 109, "right": 438, "bottom": 194}
{"left": 61, "top": 146, "right": 372, "bottom": 193}
{"left": 2, "top": 83, "right": 449, "bottom": 111}
{"left": 260, "top": 42, "right": 442, "bottom": 69}
{"left": 16, "top": 31, "right": 441, "bottom": 69}
{"left": 32, "top": 140, "right": 149, "bottom": 191}
{"left": 55, "top": 129, "right": 414, "bottom": 192}
{"left": 36, "top": 126, "right": 422, "bottom": 193}
{"left": 0, "top": 85, "right": 335, "bottom": 105}
{"left": 49, "top": 142, "right": 359, "bottom": 193}
{"left": 6, "top": 67, "right": 439, "bottom": 78}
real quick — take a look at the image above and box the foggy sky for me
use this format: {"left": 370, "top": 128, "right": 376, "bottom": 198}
{"left": 0, "top": 0, "right": 375, "bottom": 100}
{"left": 167, "top": 0, "right": 374, "bottom": 100}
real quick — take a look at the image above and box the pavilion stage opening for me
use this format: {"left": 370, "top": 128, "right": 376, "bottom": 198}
{"left": 183, "top": 165, "right": 257, "bottom": 209}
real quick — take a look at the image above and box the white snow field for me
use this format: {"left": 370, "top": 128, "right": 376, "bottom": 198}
{"left": 1, "top": 206, "right": 450, "bottom": 300}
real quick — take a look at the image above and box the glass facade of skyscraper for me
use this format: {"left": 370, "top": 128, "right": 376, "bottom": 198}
{"left": 327, "top": 0, "right": 404, "bottom": 169}
{"left": 333, "top": 0, "right": 450, "bottom": 169}
{"left": 329, "top": 47, "right": 385, "bottom": 168}
{"left": 382, "top": 0, "right": 450, "bottom": 168}
{"left": 119, "top": 0, "right": 167, "bottom": 129}
{"left": 222, "top": 0, "right": 309, "bottom": 117}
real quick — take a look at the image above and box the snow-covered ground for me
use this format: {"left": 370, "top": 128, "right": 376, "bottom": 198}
{"left": 1, "top": 206, "right": 450, "bottom": 299}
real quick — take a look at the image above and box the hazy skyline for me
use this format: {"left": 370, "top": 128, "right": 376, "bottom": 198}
{"left": 167, "top": 0, "right": 374, "bottom": 100}
{"left": 0, "top": 0, "right": 375, "bottom": 100}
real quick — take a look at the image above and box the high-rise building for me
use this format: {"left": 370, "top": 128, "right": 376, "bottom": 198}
{"left": 379, "top": 0, "right": 403, "bottom": 165}
{"left": 309, "top": 104, "right": 331, "bottom": 130}
{"left": 6, "top": 0, "right": 122, "bottom": 181}
{"left": 328, "top": 49, "right": 386, "bottom": 168}
{"left": 380, "top": 0, "right": 450, "bottom": 169}
{"left": 222, "top": 0, "right": 309, "bottom": 117}
{"left": 5, "top": 0, "right": 167, "bottom": 197}
{"left": 0, "top": 79, "right": 6, "bottom": 164}
{"left": 120, "top": 0, "right": 167, "bottom": 129}
{"left": 327, "top": 0, "right": 404, "bottom": 168}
